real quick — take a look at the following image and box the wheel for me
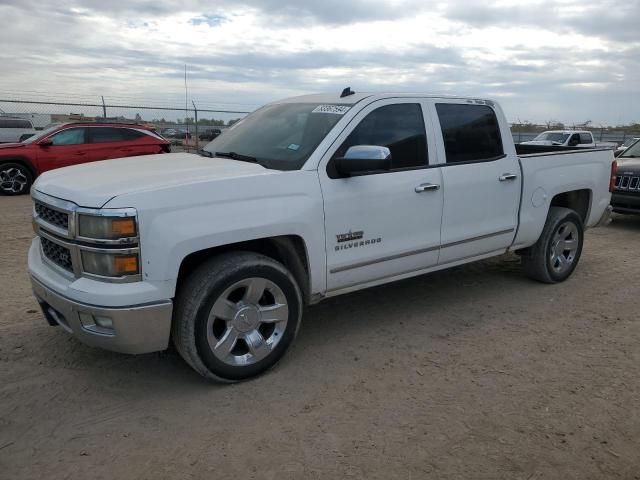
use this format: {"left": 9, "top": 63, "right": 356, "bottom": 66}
{"left": 0, "top": 162, "right": 33, "bottom": 195}
{"left": 172, "top": 251, "right": 303, "bottom": 382}
{"left": 522, "top": 207, "right": 584, "bottom": 283}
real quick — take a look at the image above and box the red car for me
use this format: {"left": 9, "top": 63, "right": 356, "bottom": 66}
{"left": 0, "top": 122, "right": 171, "bottom": 195}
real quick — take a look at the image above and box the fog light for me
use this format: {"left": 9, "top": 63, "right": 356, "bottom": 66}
{"left": 79, "top": 312, "right": 114, "bottom": 334}
{"left": 94, "top": 315, "right": 113, "bottom": 329}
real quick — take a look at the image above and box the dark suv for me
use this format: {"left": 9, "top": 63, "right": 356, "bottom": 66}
{"left": 0, "top": 122, "right": 170, "bottom": 195}
{"left": 612, "top": 139, "right": 640, "bottom": 213}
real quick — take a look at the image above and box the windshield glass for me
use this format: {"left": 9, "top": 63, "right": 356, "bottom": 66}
{"left": 21, "top": 124, "right": 63, "bottom": 144}
{"left": 202, "top": 103, "right": 348, "bottom": 170}
{"left": 533, "top": 132, "right": 570, "bottom": 143}
{"left": 620, "top": 139, "right": 640, "bottom": 158}
{"left": 621, "top": 138, "right": 640, "bottom": 148}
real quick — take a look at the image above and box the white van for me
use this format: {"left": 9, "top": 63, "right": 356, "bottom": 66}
{"left": 0, "top": 117, "right": 37, "bottom": 143}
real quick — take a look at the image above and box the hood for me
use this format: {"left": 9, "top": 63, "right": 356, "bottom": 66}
{"left": 0, "top": 142, "right": 26, "bottom": 150}
{"left": 34, "top": 152, "right": 277, "bottom": 208}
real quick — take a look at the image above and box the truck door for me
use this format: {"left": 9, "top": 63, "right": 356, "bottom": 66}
{"left": 318, "top": 99, "right": 444, "bottom": 292}
{"left": 429, "top": 101, "right": 521, "bottom": 265}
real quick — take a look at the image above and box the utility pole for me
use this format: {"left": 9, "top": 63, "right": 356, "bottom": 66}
{"left": 101, "top": 96, "right": 107, "bottom": 118}
{"left": 192, "top": 100, "right": 199, "bottom": 150}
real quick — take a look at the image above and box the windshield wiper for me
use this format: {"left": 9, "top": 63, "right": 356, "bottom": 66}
{"left": 215, "top": 151, "right": 259, "bottom": 164}
{"left": 198, "top": 149, "right": 213, "bottom": 157}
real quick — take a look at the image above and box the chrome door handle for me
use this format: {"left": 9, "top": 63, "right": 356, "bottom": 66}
{"left": 499, "top": 174, "right": 518, "bottom": 182}
{"left": 415, "top": 183, "right": 440, "bottom": 193}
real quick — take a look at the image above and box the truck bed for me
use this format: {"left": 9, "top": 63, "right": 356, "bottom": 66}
{"left": 511, "top": 147, "right": 614, "bottom": 251}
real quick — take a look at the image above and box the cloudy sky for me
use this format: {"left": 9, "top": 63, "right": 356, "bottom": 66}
{"left": 0, "top": 0, "right": 638, "bottom": 125}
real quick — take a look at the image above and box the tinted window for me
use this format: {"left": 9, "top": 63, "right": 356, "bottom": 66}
{"left": 50, "top": 128, "right": 86, "bottom": 145}
{"left": 0, "top": 119, "right": 32, "bottom": 129}
{"left": 436, "top": 104, "right": 504, "bottom": 163}
{"left": 579, "top": 133, "right": 592, "bottom": 144}
{"left": 333, "top": 103, "right": 428, "bottom": 170}
{"left": 90, "top": 127, "right": 128, "bottom": 143}
{"left": 122, "top": 129, "right": 146, "bottom": 140}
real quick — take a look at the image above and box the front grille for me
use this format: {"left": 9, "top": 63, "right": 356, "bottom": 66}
{"left": 35, "top": 202, "right": 69, "bottom": 230}
{"left": 615, "top": 175, "right": 640, "bottom": 192}
{"left": 41, "top": 237, "right": 73, "bottom": 272}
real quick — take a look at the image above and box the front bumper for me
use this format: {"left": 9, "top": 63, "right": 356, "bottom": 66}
{"left": 31, "top": 275, "right": 173, "bottom": 354}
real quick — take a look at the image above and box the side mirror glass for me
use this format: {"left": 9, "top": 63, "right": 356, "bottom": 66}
{"left": 39, "top": 139, "right": 53, "bottom": 147}
{"left": 335, "top": 145, "right": 392, "bottom": 177}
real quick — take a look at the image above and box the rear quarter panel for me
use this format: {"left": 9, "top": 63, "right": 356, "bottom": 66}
{"left": 513, "top": 149, "right": 613, "bottom": 249}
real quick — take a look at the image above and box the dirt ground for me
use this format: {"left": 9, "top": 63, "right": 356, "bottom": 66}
{"left": 0, "top": 194, "right": 639, "bottom": 480}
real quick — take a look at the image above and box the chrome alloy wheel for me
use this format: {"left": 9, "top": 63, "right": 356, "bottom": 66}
{"left": 549, "top": 221, "right": 579, "bottom": 274}
{"left": 206, "top": 277, "right": 289, "bottom": 367}
{"left": 0, "top": 166, "right": 28, "bottom": 194}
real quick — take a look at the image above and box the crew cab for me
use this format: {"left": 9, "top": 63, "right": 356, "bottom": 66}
{"left": 0, "top": 122, "right": 170, "bottom": 195}
{"left": 611, "top": 139, "right": 640, "bottom": 214}
{"left": 28, "top": 91, "right": 615, "bottom": 382}
{"left": 521, "top": 130, "right": 617, "bottom": 149}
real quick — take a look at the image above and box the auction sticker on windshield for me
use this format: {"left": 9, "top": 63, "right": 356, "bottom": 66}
{"left": 312, "top": 105, "right": 351, "bottom": 115}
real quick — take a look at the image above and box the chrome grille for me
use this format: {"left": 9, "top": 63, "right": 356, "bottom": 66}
{"left": 35, "top": 202, "right": 69, "bottom": 230}
{"left": 40, "top": 236, "right": 73, "bottom": 272}
{"left": 615, "top": 175, "right": 640, "bottom": 191}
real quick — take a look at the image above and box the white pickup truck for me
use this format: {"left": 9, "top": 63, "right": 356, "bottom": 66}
{"left": 521, "top": 129, "right": 617, "bottom": 149}
{"left": 28, "top": 91, "right": 615, "bottom": 382}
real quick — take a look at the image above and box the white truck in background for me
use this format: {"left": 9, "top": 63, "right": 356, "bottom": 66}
{"left": 28, "top": 90, "right": 615, "bottom": 382}
{"left": 521, "top": 130, "right": 617, "bottom": 149}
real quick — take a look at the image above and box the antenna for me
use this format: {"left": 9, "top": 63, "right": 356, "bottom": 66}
{"left": 340, "top": 87, "right": 355, "bottom": 98}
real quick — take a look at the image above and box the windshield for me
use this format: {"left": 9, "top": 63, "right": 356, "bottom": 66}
{"left": 621, "top": 138, "right": 640, "bottom": 148}
{"left": 21, "top": 124, "right": 63, "bottom": 144}
{"left": 620, "top": 139, "right": 640, "bottom": 158}
{"left": 533, "top": 132, "right": 570, "bottom": 143}
{"left": 202, "top": 103, "right": 348, "bottom": 170}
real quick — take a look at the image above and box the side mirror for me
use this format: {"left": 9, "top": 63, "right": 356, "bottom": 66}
{"left": 335, "top": 145, "right": 391, "bottom": 177}
{"left": 38, "top": 139, "right": 53, "bottom": 147}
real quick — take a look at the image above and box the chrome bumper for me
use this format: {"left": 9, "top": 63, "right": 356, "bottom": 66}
{"left": 31, "top": 276, "right": 173, "bottom": 354}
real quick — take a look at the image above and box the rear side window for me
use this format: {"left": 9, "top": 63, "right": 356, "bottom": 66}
{"left": 333, "top": 103, "right": 428, "bottom": 170}
{"left": 579, "top": 133, "right": 592, "bottom": 144}
{"left": 435, "top": 104, "right": 504, "bottom": 163}
{"left": 90, "top": 127, "right": 128, "bottom": 143}
{"left": 0, "top": 119, "right": 32, "bottom": 129}
{"left": 122, "top": 129, "right": 146, "bottom": 140}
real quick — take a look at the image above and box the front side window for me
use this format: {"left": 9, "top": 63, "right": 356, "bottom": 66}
{"left": 50, "top": 128, "right": 86, "bottom": 146}
{"left": 332, "top": 103, "right": 428, "bottom": 170}
{"left": 202, "top": 103, "right": 347, "bottom": 171}
{"left": 436, "top": 104, "right": 504, "bottom": 163}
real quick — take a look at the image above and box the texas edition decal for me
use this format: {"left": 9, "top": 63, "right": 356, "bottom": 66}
{"left": 335, "top": 230, "right": 382, "bottom": 251}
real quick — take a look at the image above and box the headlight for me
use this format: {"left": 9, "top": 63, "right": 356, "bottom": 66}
{"left": 81, "top": 251, "right": 140, "bottom": 277}
{"left": 78, "top": 214, "right": 137, "bottom": 240}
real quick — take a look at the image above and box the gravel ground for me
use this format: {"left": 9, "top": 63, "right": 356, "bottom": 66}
{"left": 0, "top": 194, "right": 639, "bottom": 480}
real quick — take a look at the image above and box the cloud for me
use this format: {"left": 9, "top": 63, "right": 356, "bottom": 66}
{"left": 0, "top": 0, "right": 638, "bottom": 125}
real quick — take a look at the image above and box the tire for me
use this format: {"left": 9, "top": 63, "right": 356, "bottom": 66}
{"left": 0, "top": 162, "right": 33, "bottom": 196}
{"left": 522, "top": 207, "right": 584, "bottom": 283}
{"left": 172, "top": 251, "right": 303, "bottom": 382}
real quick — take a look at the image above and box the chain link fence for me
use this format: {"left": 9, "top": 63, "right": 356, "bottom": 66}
{"left": 0, "top": 97, "right": 252, "bottom": 152}
{"left": 2, "top": 97, "right": 639, "bottom": 149}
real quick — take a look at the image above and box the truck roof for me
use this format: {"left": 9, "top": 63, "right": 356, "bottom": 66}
{"left": 543, "top": 130, "right": 591, "bottom": 135}
{"left": 278, "top": 92, "right": 496, "bottom": 106}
